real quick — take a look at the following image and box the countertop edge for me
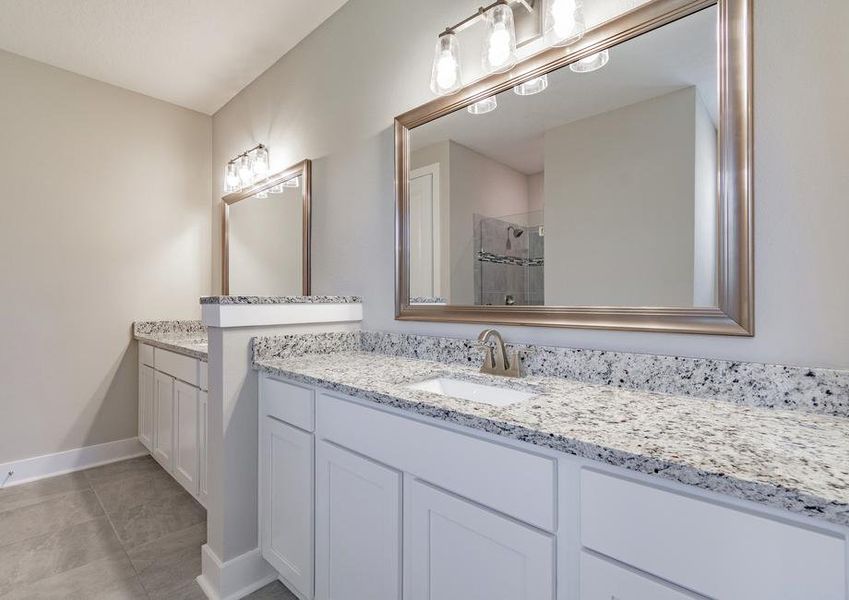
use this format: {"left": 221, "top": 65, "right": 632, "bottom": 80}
{"left": 253, "top": 359, "right": 849, "bottom": 529}
{"left": 135, "top": 334, "right": 208, "bottom": 362}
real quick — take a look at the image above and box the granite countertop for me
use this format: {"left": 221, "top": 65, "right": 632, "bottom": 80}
{"left": 253, "top": 351, "right": 849, "bottom": 528}
{"left": 200, "top": 295, "right": 362, "bottom": 305}
{"left": 134, "top": 321, "right": 208, "bottom": 361}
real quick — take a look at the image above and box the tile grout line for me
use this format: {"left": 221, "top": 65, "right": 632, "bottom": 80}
{"left": 89, "top": 477, "right": 153, "bottom": 599}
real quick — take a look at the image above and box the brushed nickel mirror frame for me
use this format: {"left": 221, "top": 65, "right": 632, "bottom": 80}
{"left": 221, "top": 159, "right": 312, "bottom": 295}
{"left": 395, "top": 0, "right": 753, "bottom": 335}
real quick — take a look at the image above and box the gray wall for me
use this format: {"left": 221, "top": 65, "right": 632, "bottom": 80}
{"left": 0, "top": 50, "right": 212, "bottom": 464}
{"left": 543, "top": 88, "right": 697, "bottom": 307}
{"left": 211, "top": 0, "right": 849, "bottom": 370}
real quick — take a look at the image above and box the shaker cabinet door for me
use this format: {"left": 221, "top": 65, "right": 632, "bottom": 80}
{"left": 314, "top": 440, "right": 401, "bottom": 600}
{"left": 173, "top": 380, "right": 199, "bottom": 495}
{"left": 405, "top": 478, "right": 555, "bottom": 600}
{"left": 138, "top": 364, "right": 155, "bottom": 451}
{"left": 152, "top": 371, "right": 174, "bottom": 470}
{"left": 261, "top": 416, "right": 314, "bottom": 599}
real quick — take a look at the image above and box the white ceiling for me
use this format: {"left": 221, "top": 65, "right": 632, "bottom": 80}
{"left": 412, "top": 6, "right": 717, "bottom": 175}
{"left": 0, "top": 0, "right": 348, "bottom": 114}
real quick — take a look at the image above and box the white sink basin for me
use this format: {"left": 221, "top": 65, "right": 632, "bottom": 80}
{"left": 406, "top": 377, "right": 537, "bottom": 407}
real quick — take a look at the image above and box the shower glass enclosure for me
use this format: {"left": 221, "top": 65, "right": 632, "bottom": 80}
{"left": 474, "top": 211, "right": 545, "bottom": 306}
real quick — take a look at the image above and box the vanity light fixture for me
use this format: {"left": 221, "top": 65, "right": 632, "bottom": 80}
{"left": 430, "top": 32, "right": 463, "bottom": 96}
{"left": 543, "top": 0, "right": 586, "bottom": 47}
{"left": 224, "top": 144, "right": 270, "bottom": 193}
{"left": 569, "top": 49, "right": 609, "bottom": 72}
{"left": 283, "top": 176, "right": 300, "bottom": 188}
{"left": 513, "top": 74, "right": 548, "bottom": 95}
{"left": 468, "top": 96, "right": 498, "bottom": 114}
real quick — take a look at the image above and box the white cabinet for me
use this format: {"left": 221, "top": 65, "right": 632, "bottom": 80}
{"left": 152, "top": 370, "right": 174, "bottom": 469}
{"left": 315, "top": 440, "right": 402, "bottom": 600}
{"left": 406, "top": 478, "right": 555, "bottom": 600}
{"left": 173, "top": 380, "right": 199, "bottom": 495}
{"left": 139, "top": 343, "right": 208, "bottom": 506}
{"left": 261, "top": 416, "right": 314, "bottom": 599}
{"left": 138, "top": 364, "right": 155, "bottom": 451}
{"left": 198, "top": 390, "right": 208, "bottom": 506}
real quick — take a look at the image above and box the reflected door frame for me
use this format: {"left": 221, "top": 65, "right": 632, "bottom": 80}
{"left": 409, "top": 164, "right": 441, "bottom": 300}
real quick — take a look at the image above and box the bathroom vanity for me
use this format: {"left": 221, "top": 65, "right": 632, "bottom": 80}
{"left": 253, "top": 334, "right": 849, "bottom": 600}
{"left": 135, "top": 321, "right": 210, "bottom": 506}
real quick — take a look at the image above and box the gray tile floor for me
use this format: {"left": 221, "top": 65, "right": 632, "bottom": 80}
{"left": 0, "top": 456, "right": 296, "bottom": 599}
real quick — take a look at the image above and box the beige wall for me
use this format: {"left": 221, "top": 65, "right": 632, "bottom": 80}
{"left": 0, "top": 50, "right": 212, "bottom": 464}
{"left": 212, "top": 0, "right": 849, "bottom": 369}
{"left": 543, "top": 88, "right": 697, "bottom": 307}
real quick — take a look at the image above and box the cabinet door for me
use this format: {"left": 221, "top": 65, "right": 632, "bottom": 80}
{"left": 315, "top": 440, "right": 401, "bottom": 600}
{"left": 197, "top": 390, "right": 208, "bottom": 507}
{"left": 173, "top": 380, "right": 199, "bottom": 495}
{"left": 152, "top": 371, "right": 174, "bottom": 470}
{"left": 261, "top": 417, "right": 314, "bottom": 598}
{"left": 580, "top": 552, "right": 704, "bottom": 600}
{"left": 406, "top": 479, "right": 555, "bottom": 600}
{"left": 138, "top": 364, "right": 155, "bottom": 451}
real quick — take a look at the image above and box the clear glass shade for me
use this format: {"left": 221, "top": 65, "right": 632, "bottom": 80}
{"left": 237, "top": 155, "right": 254, "bottom": 187}
{"left": 253, "top": 146, "right": 269, "bottom": 179}
{"left": 225, "top": 162, "right": 240, "bottom": 192}
{"left": 482, "top": 3, "right": 517, "bottom": 74}
{"left": 544, "top": 0, "right": 586, "bottom": 47}
{"left": 430, "top": 33, "right": 463, "bottom": 96}
{"left": 513, "top": 75, "right": 549, "bottom": 96}
{"left": 569, "top": 49, "right": 610, "bottom": 73}
{"left": 467, "top": 96, "right": 498, "bottom": 115}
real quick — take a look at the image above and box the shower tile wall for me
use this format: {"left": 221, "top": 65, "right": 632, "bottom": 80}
{"left": 474, "top": 215, "right": 544, "bottom": 306}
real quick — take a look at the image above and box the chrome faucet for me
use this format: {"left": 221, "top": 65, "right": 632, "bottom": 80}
{"left": 477, "top": 329, "right": 521, "bottom": 378}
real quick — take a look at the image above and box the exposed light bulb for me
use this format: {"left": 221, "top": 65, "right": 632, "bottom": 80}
{"left": 545, "top": 0, "right": 585, "bottom": 47}
{"left": 430, "top": 33, "right": 462, "bottom": 96}
{"left": 514, "top": 75, "right": 549, "bottom": 96}
{"left": 467, "top": 97, "right": 498, "bottom": 115}
{"left": 488, "top": 24, "right": 512, "bottom": 68}
{"left": 482, "top": 3, "right": 517, "bottom": 74}
{"left": 569, "top": 49, "right": 610, "bottom": 73}
{"left": 237, "top": 155, "right": 254, "bottom": 186}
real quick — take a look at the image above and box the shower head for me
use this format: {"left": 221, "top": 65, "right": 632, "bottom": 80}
{"left": 506, "top": 225, "right": 524, "bottom": 250}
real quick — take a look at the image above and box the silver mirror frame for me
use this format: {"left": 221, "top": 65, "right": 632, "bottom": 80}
{"left": 395, "top": 0, "right": 753, "bottom": 335}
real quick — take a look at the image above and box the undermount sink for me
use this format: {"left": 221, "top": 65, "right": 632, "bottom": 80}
{"left": 406, "top": 377, "right": 537, "bottom": 407}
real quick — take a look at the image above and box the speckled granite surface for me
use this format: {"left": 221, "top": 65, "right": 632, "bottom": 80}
{"left": 134, "top": 320, "right": 208, "bottom": 361}
{"left": 253, "top": 350, "right": 849, "bottom": 527}
{"left": 200, "top": 295, "right": 362, "bottom": 305}
{"left": 359, "top": 332, "right": 849, "bottom": 417}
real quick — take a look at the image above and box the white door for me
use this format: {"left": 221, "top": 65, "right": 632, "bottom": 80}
{"left": 406, "top": 478, "right": 555, "bottom": 600}
{"left": 315, "top": 440, "right": 402, "bottom": 600}
{"left": 197, "top": 390, "right": 208, "bottom": 507}
{"left": 152, "top": 371, "right": 174, "bottom": 470}
{"left": 138, "top": 364, "right": 155, "bottom": 451}
{"left": 409, "top": 164, "right": 440, "bottom": 299}
{"left": 261, "top": 416, "right": 314, "bottom": 599}
{"left": 173, "top": 380, "right": 199, "bottom": 495}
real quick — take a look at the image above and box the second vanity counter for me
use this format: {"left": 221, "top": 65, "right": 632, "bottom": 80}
{"left": 134, "top": 320, "right": 208, "bottom": 361}
{"left": 254, "top": 349, "right": 849, "bottom": 528}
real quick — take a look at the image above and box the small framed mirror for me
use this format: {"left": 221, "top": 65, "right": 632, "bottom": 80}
{"left": 395, "top": 0, "right": 752, "bottom": 335}
{"left": 222, "top": 159, "right": 311, "bottom": 295}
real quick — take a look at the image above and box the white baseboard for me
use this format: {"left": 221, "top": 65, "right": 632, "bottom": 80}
{"left": 197, "top": 544, "right": 277, "bottom": 600}
{"left": 0, "top": 437, "right": 148, "bottom": 488}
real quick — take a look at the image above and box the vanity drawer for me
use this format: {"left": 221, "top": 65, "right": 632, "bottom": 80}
{"left": 317, "top": 392, "right": 556, "bottom": 531}
{"left": 580, "top": 552, "right": 704, "bottom": 600}
{"left": 139, "top": 343, "right": 154, "bottom": 367}
{"left": 580, "top": 470, "right": 847, "bottom": 599}
{"left": 154, "top": 348, "right": 199, "bottom": 387}
{"left": 261, "top": 376, "right": 315, "bottom": 432}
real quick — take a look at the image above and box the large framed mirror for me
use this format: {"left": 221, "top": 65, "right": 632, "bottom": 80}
{"left": 396, "top": 0, "right": 752, "bottom": 335}
{"left": 222, "top": 159, "right": 311, "bottom": 295}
